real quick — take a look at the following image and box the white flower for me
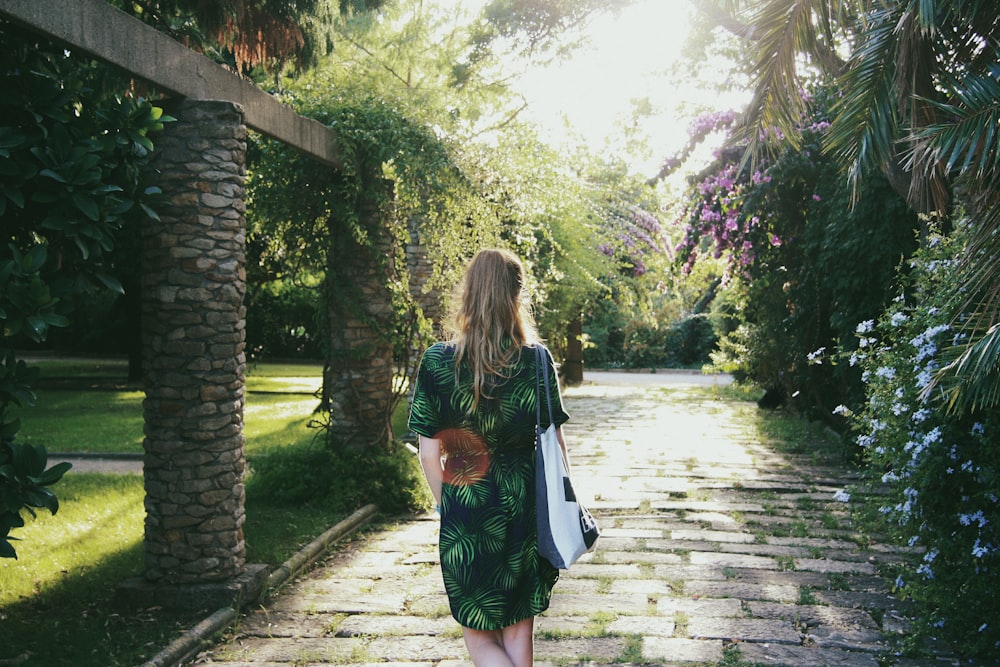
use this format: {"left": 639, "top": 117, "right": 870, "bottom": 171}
{"left": 833, "top": 489, "right": 851, "bottom": 502}
{"left": 891, "top": 311, "right": 909, "bottom": 326}
{"left": 856, "top": 319, "right": 874, "bottom": 334}
{"left": 832, "top": 404, "right": 850, "bottom": 416}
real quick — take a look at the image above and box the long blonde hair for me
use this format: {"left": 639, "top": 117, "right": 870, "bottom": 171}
{"left": 451, "top": 248, "right": 539, "bottom": 408}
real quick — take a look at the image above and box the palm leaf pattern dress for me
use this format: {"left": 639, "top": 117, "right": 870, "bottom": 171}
{"left": 408, "top": 342, "right": 568, "bottom": 630}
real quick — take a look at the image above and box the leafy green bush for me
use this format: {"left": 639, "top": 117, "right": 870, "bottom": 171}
{"left": 665, "top": 314, "right": 716, "bottom": 367}
{"left": 245, "top": 280, "right": 323, "bottom": 360}
{"left": 246, "top": 438, "right": 431, "bottom": 516}
{"left": 621, "top": 319, "right": 670, "bottom": 369}
{"left": 0, "top": 22, "right": 167, "bottom": 557}
{"left": 852, "top": 224, "right": 1000, "bottom": 658}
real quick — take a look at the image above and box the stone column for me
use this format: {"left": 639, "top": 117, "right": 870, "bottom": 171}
{"left": 139, "top": 99, "right": 249, "bottom": 587}
{"left": 324, "top": 180, "right": 397, "bottom": 448}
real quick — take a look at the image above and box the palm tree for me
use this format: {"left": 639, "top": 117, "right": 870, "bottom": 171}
{"left": 699, "top": 0, "right": 1000, "bottom": 413}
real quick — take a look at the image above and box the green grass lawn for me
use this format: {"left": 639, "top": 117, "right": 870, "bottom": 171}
{"left": 0, "top": 357, "right": 411, "bottom": 666}
{"left": 12, "top": 361, "right": 325, "bottom": 454}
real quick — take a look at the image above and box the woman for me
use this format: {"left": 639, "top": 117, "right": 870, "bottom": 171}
{"left": 408, "top": 248, "right": 570, "bottom": 667}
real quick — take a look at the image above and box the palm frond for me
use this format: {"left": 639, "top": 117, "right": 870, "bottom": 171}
{"left": 934, "top": 321, "right": 1000, "bottom": 415}
{"left": 928, "top": 200, "right": 1000, "bottom": 413}
{"left": 824, "top": 4, "right": 901, "bottom": 200}
{"left": 952, "top": 201, "right": 1000, "bottom": 335}
{"left": 732, "top": 0, "right": 828, "bottom": 158}
{"left": 910, "top": 63, "right": 1000, "bottom": 182}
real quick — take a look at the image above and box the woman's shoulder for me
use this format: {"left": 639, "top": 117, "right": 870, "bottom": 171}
{"left": 523, "top": 341, "right": 550, "bottom": 358}
{"left": 421, "top": 341, "right": 456, "bottom": 366}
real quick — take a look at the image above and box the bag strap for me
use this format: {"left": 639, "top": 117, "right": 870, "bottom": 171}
{"left": 534, "top": 345, "right": 555, "bottom": 428}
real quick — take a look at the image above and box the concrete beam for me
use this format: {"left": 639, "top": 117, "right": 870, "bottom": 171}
{"left": 0, "top": 0, "right": 342, "bottom": 169}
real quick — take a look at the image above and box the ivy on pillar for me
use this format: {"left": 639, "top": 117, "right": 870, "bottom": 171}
{"left": 322, "top": 177, "right": 399, "bottom": 448}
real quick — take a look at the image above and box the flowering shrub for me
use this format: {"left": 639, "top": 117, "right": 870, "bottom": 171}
{"left": 670, "top": 85, "right": 918, "bottom": 421}
{"left": 852, "top": 225, "right": 1000, "bottom": 658}
{"left": 598, "top": 204, "right": 671, "bottom": 278}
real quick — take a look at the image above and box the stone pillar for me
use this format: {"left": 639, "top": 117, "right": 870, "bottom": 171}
{"left": 139, "top": 99, "right": 249, "bottom": 586}
{"left": 406, "top": 215, "right": 443, "bottom": 336}
{"left": 324, "top": 180, "right": 397, "bottom": 448}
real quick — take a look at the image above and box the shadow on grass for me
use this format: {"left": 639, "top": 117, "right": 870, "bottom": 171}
{"left": 0, "top": 541, "right": 206, "bottom": 667}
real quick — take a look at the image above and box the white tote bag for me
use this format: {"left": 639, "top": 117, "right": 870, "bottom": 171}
{"left": 534, "top": 346, "right": 599, "bottom": 569}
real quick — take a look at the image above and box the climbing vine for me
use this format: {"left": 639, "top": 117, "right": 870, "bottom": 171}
{"left": 247, "top": 92, "right": 501, "bottom": 443}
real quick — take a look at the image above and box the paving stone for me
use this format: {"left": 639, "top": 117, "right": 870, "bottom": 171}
{"left": 594, "top": 550, "right": 684, "bottom": 565}
{"left": 598, "top": 527, "right": 666, "bottom": 538}
{"left": 611, "top": 579, "right": 678, "bottom": 596}
{"left": 689, "top": 551, "right": 782, "bottom": 570}
{"left": 237, "top": 610, "right": 335, "bottom": 638}
{"left": 684, "top": 579, "right": 799, "bottom": 603}
{"left": 536, "top": 615, "right": 599, "bottom": 635}
{"left": 642, "top": 637, "right": 725, "bottom": 663}
{"left": 546, "top": 577, "right": 601, "bottom": 595}
{"left": 535, "top": 637, "right": 628, "bottom": 661}
{"left": 669, "top": 529, "right": 758, "bottom": 543}
{"left": 402, "top": 551, "right": 439, "bottom": 565}
{"left": 653, "top": 500, "right": 767, "bottom": 513}
{"left": 640, "top": 477, "right": 693, "bottom": 494}
{"left": 205, "top": 636, "right": 366, "bottom": 663}
{"left": 607, "top": 615, "right": 676, "bottom": 636}
{"left": 333, "top": 614, "right": 456, "bottom": 637}
{"left": 657, "top": 597, "right": 742, "bottom": 617}
{"left": 721, "top": 568, "right": 835, "bottom": 588}
{"left": 546, "top": 592, "right": 650, "bottom": 615}
{"left": 737, "top": 642, "right": 882, "bottom": 667}
{"left": 717, "top": 542, "right": 812, "bottom": 558}
{"left": 366, "top": 635, "right": 470, "bottom": 662}
{"left": 746, "top": 601, "right": 879, "bottom": 629}
{"left": 687, "top": 617, "right": 801, "bottom": 644}
{"left": 812, "top": 589, "right": 902, "bottom": 611}
{"left": 767, "top": 535, "right": 863, "bottom": 551}
{"left": 793, "top": 557, "right": 877, "bottom": 574}
{"left": 562, "top": 563, "right": 644, "bottom": 579}
{"left": 405, "top": 594, "right": 452, "bottom": 617}
{"left": 805, "top": 624, "right": 888, "bottom": 651}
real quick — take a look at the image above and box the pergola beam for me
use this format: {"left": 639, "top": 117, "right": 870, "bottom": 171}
{"left": 0, "top": 0, "right": 343, "bottom": 169}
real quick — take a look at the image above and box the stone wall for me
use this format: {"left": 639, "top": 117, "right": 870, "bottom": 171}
{"left": 140, "top": 99, "right": 248, "bottom": 583}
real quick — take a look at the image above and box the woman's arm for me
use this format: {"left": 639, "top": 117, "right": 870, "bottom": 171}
{"left": 418, "top": 435, "right": 443, "bottom": 506}
{"left": 555, "top": 425, "right": 571, "bottom": 470}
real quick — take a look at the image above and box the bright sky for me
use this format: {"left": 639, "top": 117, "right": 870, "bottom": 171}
{"left": 509, "top": 0, "right": 748, "bottom": 176}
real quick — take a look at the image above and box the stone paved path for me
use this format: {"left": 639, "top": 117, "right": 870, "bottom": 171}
{"left": 189, "top": 372, "right": 963, "bottom": 666}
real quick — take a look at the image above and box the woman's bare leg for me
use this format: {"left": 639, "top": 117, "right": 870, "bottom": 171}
{"left": 500, "top": 617, "right": 534, "bottom": 667}
{"left": 462, "top": 627, "right": 514, "bottom": 667}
